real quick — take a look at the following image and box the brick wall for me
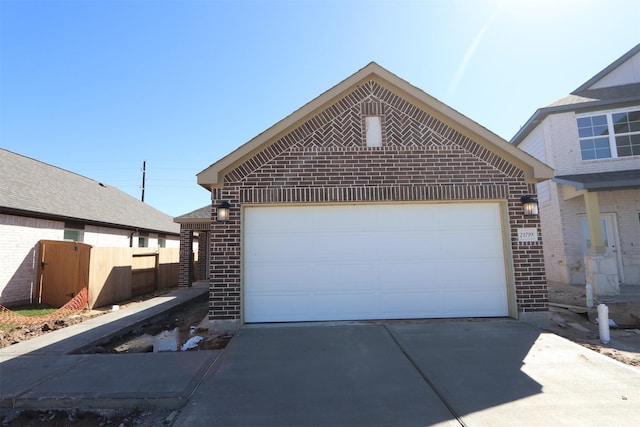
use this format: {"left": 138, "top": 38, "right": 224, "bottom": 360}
{"left": 0, "top": 214, "right": 62, "bottom": 305}
{"left": 208, "top": 80, "right": 547, "bottom": 322}
{"left": 178, "top": 229, "right": 194, "bottom": 287}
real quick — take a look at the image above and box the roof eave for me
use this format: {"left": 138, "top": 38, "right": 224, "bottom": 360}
{"left": 0, "top": 206, "right": 180, "bottom": 236}
{"left": 511, "top": 96, "right": 640, "bottom": 146}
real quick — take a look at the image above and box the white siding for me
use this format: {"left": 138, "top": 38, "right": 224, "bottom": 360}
{"left": 590, "top": 51, "right": 640, "bottom": 89}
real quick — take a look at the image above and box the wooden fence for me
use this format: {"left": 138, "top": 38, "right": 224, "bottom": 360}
{"left": 87, "top": 247, "right": 179, "bottom": 309}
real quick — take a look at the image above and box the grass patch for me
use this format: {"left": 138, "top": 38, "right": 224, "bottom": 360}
{"left": 7, "top": 304, "right": 58, "bottom": 317}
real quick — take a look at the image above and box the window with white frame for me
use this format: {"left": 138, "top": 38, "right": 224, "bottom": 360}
{"left": 577, "top": 107, "right": 640, "bottom": 160}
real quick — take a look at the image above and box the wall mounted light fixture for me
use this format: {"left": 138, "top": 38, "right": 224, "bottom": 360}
{"left": 217, "top": 201, "right": 231, "bottom": 222}
{"left": 520, "top": 195, "right": 539, "bottom": 216}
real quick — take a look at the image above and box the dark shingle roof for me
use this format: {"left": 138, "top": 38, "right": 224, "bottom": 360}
{"left": 0, "top": 149, "right": 179, "bottom": 234}
{"left": 174, "top": 205, "right": 211, "bottom": 224}
{"left": 546, "top": 83, "right": 640, "bottom": 108}
{"left": 512, "top": 44, "right": 640, "bottom": 146}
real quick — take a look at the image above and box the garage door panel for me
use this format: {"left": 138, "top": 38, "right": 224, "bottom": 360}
{"left": 441, "top": 260, "right": 506, "bottom": 285}
{"left": 245, "top": 208, "right": 310, "bottom": 233}
{"left": 244, "top": 203, "right": 509, "bottom": 322}
{"left": 442, "top": 204, "right": 501, "bottom": 228}
{"left": 312, "top": 233, "right": 379, "bottom": 261}
{"left": 312, "top": 263, "right": 379, "bottom": 292}
{"left": 311, "top": 294, "right": 380, "bottom": 320}
{"left": 245, "top": 264, "right": 312, "bottom": 292}
{"left": 439, "top": 290, "right": 508, "bottom": 317}
{"left": 380, "top": 232, "right": 444, "bottom": 259}
{"left": 247, "top": 235, "right": 313, "bottom": 261}
{"left": 246, "top": 294, "right": 314, "bottom": 322}
{"left": 377, "top": 261, "right": 438, "bottom": 288}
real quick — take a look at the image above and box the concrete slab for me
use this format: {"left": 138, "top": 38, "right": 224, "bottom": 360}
{"left": 7, "top": 351, "right": 220, "bottom": 410}
{"left": 174, "top": 324, "right": 459, "bottom": 427}
{"left": 386, "top": 319, "right": 640, "bottom": 427}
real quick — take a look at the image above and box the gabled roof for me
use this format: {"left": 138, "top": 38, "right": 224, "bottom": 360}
{"left": 174, "top": 205, "right": 211, "bottom": 224}
{"left": 573, "top": 43, "right": 640, "bottom": 93}
{"left": 0, "top": 149, "right": 179, "bottom": 235}
{"left": 512, "top": 43, "right": 640, "bottom": 146}
{"left": 198, "top": 62, "right": 552, "bottom": 188}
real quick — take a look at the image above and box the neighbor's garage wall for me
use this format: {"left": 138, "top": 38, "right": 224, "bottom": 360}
{"left": 208, "top": 80, "right": 546, "bottom": 324}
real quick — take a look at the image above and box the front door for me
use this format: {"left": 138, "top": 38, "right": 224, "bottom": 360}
{"left": 580, "top": 213, "right": 624, "bottom": 283}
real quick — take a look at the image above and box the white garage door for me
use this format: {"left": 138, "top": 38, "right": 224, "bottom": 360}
{"left": 244, "top": 203, "right": 509, "bottom": 322}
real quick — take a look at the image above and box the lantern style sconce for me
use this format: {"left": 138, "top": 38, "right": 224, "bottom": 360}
{"left": 520, "top": 195, "right": 539, "bottom": 216}
{"left": 216, "top": 201, "right": 231, "bottom": 222}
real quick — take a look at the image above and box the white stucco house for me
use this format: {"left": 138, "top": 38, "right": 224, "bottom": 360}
{"left": 512, "top": 44, "right": 640, "bottom": 296}
{"left": 0, "top": 148, "right": 180, "bottom": 306}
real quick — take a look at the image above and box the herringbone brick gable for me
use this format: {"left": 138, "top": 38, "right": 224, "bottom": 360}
{"left": 225, "top": 80, "right": 519, "bottom": 184}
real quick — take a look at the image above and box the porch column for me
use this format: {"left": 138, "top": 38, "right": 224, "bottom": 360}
{"left": 584, "top": 192, "right": 605, "bottom": 254}
{"left": 179, "top": 229, "right": 194, "bottom": 287}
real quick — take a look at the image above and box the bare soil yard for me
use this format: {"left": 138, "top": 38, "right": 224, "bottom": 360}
{"left": 546, "top": 282, "right": 640, "bottom": 367}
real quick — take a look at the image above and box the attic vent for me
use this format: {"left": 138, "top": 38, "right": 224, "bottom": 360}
{"left": 98, "top": 182, "right": 106, "bottom": 187}
{"left": 365, "top": 116, "right": 382, "bottom": 147}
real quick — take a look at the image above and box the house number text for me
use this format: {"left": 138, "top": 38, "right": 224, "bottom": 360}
{"left": 517, "top": 227, "right": 538, "bottom": 242}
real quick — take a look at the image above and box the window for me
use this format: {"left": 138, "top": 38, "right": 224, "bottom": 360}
{"left": 138, "top": 231, "right": 149, "bottom": 248}
{"left": 63, "top": 221, "right": 84, "bottom": 242}
{"left": 63, "top": 229, "right": 83, "bottom": 242}
{"left": 158, "top": 234, "right": 166, "bottom": 248}
{"left": 612, "top": 110, "right": 640, "bottom": 156}
{"left": 577, "top": 108, "right": 640, "bottom": 160}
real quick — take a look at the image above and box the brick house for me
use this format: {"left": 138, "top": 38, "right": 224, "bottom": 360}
{"left": 0, "top": 148, "right": 180, "bottom": 306}
{"left": 512, "top": 44, "right": 640, "bottom": 296}
{"left": 189, "top": 63, "right": 553, "bottom": 328}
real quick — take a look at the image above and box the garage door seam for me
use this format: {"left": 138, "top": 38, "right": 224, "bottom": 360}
{"left": 382, "top": 324, "right": 466, "bottom": 427}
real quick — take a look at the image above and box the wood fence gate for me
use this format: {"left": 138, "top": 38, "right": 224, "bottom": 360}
{"left": 38, "top": 240, "right": 91, "bottom": 307}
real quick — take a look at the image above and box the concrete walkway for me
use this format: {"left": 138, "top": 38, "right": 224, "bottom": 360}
{"left": 0, "top": 283, "right": 215, "bottom": 410}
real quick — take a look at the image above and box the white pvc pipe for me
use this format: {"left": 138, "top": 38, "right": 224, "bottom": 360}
{"left": 585, "top": 284, "right": 594, "bottom": 308}
{"left": 597, "top": 304, "right": 610, "bottom": 344}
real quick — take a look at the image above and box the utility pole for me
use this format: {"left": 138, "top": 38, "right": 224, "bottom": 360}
{"left": 141, "top": 160, "right": 146, "bottom": 202}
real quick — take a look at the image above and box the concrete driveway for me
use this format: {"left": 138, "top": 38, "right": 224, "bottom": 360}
{"left": 174, "top": 319, "right": 640, "bottom": 427}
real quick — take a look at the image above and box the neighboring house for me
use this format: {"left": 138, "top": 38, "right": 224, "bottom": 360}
{"left": 512, "top": 43, "right": 640, "bottom": 296}
{"left": 187, "top": 63, "right": 553, "bottom": 329}
{"left": 0, "top": 148, "right": 180, "bottom": 306}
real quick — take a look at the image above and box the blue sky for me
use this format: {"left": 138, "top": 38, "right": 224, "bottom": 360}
{"left": 1, "top": 0, "right": 639, "bottom": 217}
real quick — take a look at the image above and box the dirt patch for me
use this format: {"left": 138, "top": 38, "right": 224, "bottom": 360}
{"left": 82, "top": 293, "right": 231, "bottom": 354}
{"left": 0, "top": 312, "right": 102, "bottom": 348}
{"left": 0, "top": 408, "right": 177, "bottom": 427}
{"left": 546, "top": 282, "right": 640, "bottom": 367}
